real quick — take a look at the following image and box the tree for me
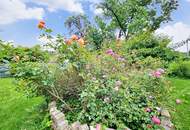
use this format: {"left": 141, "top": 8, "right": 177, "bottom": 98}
{"left": 64, "top": 14, "right": 91, "bottom": 37}
{"left": 97, "top": 0, "right": 178, "bottom": 39}
{"left": 86, "top": 16, "right": 115, "bottom": 49}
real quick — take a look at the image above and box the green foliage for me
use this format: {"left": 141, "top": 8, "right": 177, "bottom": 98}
{"left": 61, "top": 51, "right": 169, "bottom": 129}
{"left": 77, "top": 76, "right": 164, "bottom": 129}
{"left": 97, "top": 0, "right": 178, "bottom": 39}
{"left": 13, "top": 62, "right": 54, "bottom": 98}
{"left": 85, "top": 16, "right": 115, "bottom": 50}
{"left": 119, "top": 33, "right": 181, "bottom": 68}
{"left": 168, "top": 60, "right": 190, "bottom": 78}
{"left": 0, "top": 40, "right": 49, "bottom": 64}
{"left": 0, "top": 78, "right": 49, "bottom": 130}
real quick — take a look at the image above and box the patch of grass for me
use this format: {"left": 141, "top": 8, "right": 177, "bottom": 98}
{"left": 167, "top": 78, "right": 190, "bottom": 130}
{"left": 0, "top": 78, "right": 46, "bottom": 130}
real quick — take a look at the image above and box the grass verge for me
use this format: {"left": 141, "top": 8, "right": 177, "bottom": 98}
{"left": 0, "top": 78, "right": 47, "bottom": 130}
{"left": 167, "top": 78, "right": 190, "bottom": 130}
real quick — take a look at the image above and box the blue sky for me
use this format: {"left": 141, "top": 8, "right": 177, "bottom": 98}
{"left": 0, "top": 0, "right": 190, "bottom": 49}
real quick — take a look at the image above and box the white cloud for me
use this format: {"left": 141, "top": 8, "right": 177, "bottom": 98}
{"left": 0, "top": 0, "right": 44, "bottom": 25}
{"left": 89, "top": 4, "right": 103, "bottom": 15}
{"left": 156, "top": 22, "right": 190, "bottom": 52}
{"left": 25, "top": 0, "right": 84, "bottom": 14}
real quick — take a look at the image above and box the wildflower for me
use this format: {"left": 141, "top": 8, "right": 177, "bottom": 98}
{"left": 156, "top": 107, "right": 162, "bottom": 113}
{"left": 96, "top": 124, "right": 101, "bottom": 130}
{"left": 78, "top": 38, "right": 85, "bottom": 47}
{"left": 71, "top": 35, "right": 78, "bottom": 41}
{"left": 176, "top": 99, "right": 182, "bottom": 104}
{"left": 151, "top": 116, "right": 161, "bottom": 125}
{"left": 38, "top": 20, "right": 45, "bottom": 29}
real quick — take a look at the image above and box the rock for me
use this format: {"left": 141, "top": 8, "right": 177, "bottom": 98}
{"left": 57, "top": 120, "right": 70, "bottom": 130}
{"left": 89, "top": 126, "right": 95, "bottom": 130}
{"left": 55, "top": 112, "right": 65, "bottom": 120}
{"left": 161, "top": 109, "right": 171, "bottom": 118}
{"left": 161, "top": 118, "right": 175, "bottom": 130}
{"left": 71, "top": 122, "right": 81, "bottom": 130}
{"left": 80, "top": 124, "right": 89, "bottom": 130}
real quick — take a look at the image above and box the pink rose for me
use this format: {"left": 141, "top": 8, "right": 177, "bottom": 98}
{"left": 96, "top": 124, "right": 101, "bottom": 130}
{"left": 151, "top": 71, "right": 162, "bottom": 78}
{"left": 106, "top": 49, "right": 114, "bottom": 55}
{"left": 151, "top": 116, "right": 161, "bottom": 125}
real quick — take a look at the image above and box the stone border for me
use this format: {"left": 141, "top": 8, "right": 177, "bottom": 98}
{"left": 49, "top": 101, "right": 174, "bottom": 130}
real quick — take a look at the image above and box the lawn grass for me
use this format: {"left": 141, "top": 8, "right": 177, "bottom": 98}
{"left": 167, "top": 78, "right": 190, "bottom": 130}
{"left": 0, "top": 78, "right": 46, "bottom": 130}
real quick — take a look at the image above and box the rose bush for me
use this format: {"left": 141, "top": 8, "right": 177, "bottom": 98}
{"left": 14, "top": 21, "right": 172, "bottom": 130}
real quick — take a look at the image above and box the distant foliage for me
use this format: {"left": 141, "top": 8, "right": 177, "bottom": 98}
{"left": 119, "top": 33, "right": 181, "bottom": 68}
{"left": 168, "top": 60, "right": 190, "bottom": 78}
{"left": 0, "top": 40, "right": 49, "bottom": 64}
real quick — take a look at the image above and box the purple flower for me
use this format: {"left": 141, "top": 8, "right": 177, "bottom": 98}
{"left": 106, "top": 49, "right": 115, "bottom": 55}
{"left": 157, "top": 68, "right": 165, "bottom": 74}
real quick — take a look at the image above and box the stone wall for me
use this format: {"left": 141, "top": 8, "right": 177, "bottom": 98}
{"left": 49, "top": 101, "right": 174, "bottom": 130}
{"left": 49, "top": 101, "right": 124, "bottom": 130}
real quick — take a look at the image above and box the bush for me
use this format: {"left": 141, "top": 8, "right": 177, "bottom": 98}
{"left": 120, "top": 33, "right": 181, "bottom": 67}
{"left": 62, "top": 50, "right": 169, "bottom": 129}
{"left": 168, "top": 60, "right": 190, "bottom": 78}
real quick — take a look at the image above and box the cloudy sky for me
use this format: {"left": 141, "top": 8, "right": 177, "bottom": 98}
{"left": 0, "top": 0, "right": 190, "bottom": 51}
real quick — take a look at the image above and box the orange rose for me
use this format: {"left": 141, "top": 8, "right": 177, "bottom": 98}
{"left": 39, "top": 20, "right": 45, "bottom": 25}
{"left": 78, "top": 38, "right": 85, "bottom": 47}
{"left": 71, "top": 35, "right": 78, "bottom": 41}
{"left": 38, "top": 20, "right": 45, "bottom": 29}
{"left": 66, "top": 39, "right": 73, "bottom": 45}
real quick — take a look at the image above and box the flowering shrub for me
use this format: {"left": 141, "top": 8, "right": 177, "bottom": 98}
{"left": 14, "top": 21, "right": 172, "bottom": 130}
{"left": 62, "top": 50, "right": 169, "bottom": 129}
